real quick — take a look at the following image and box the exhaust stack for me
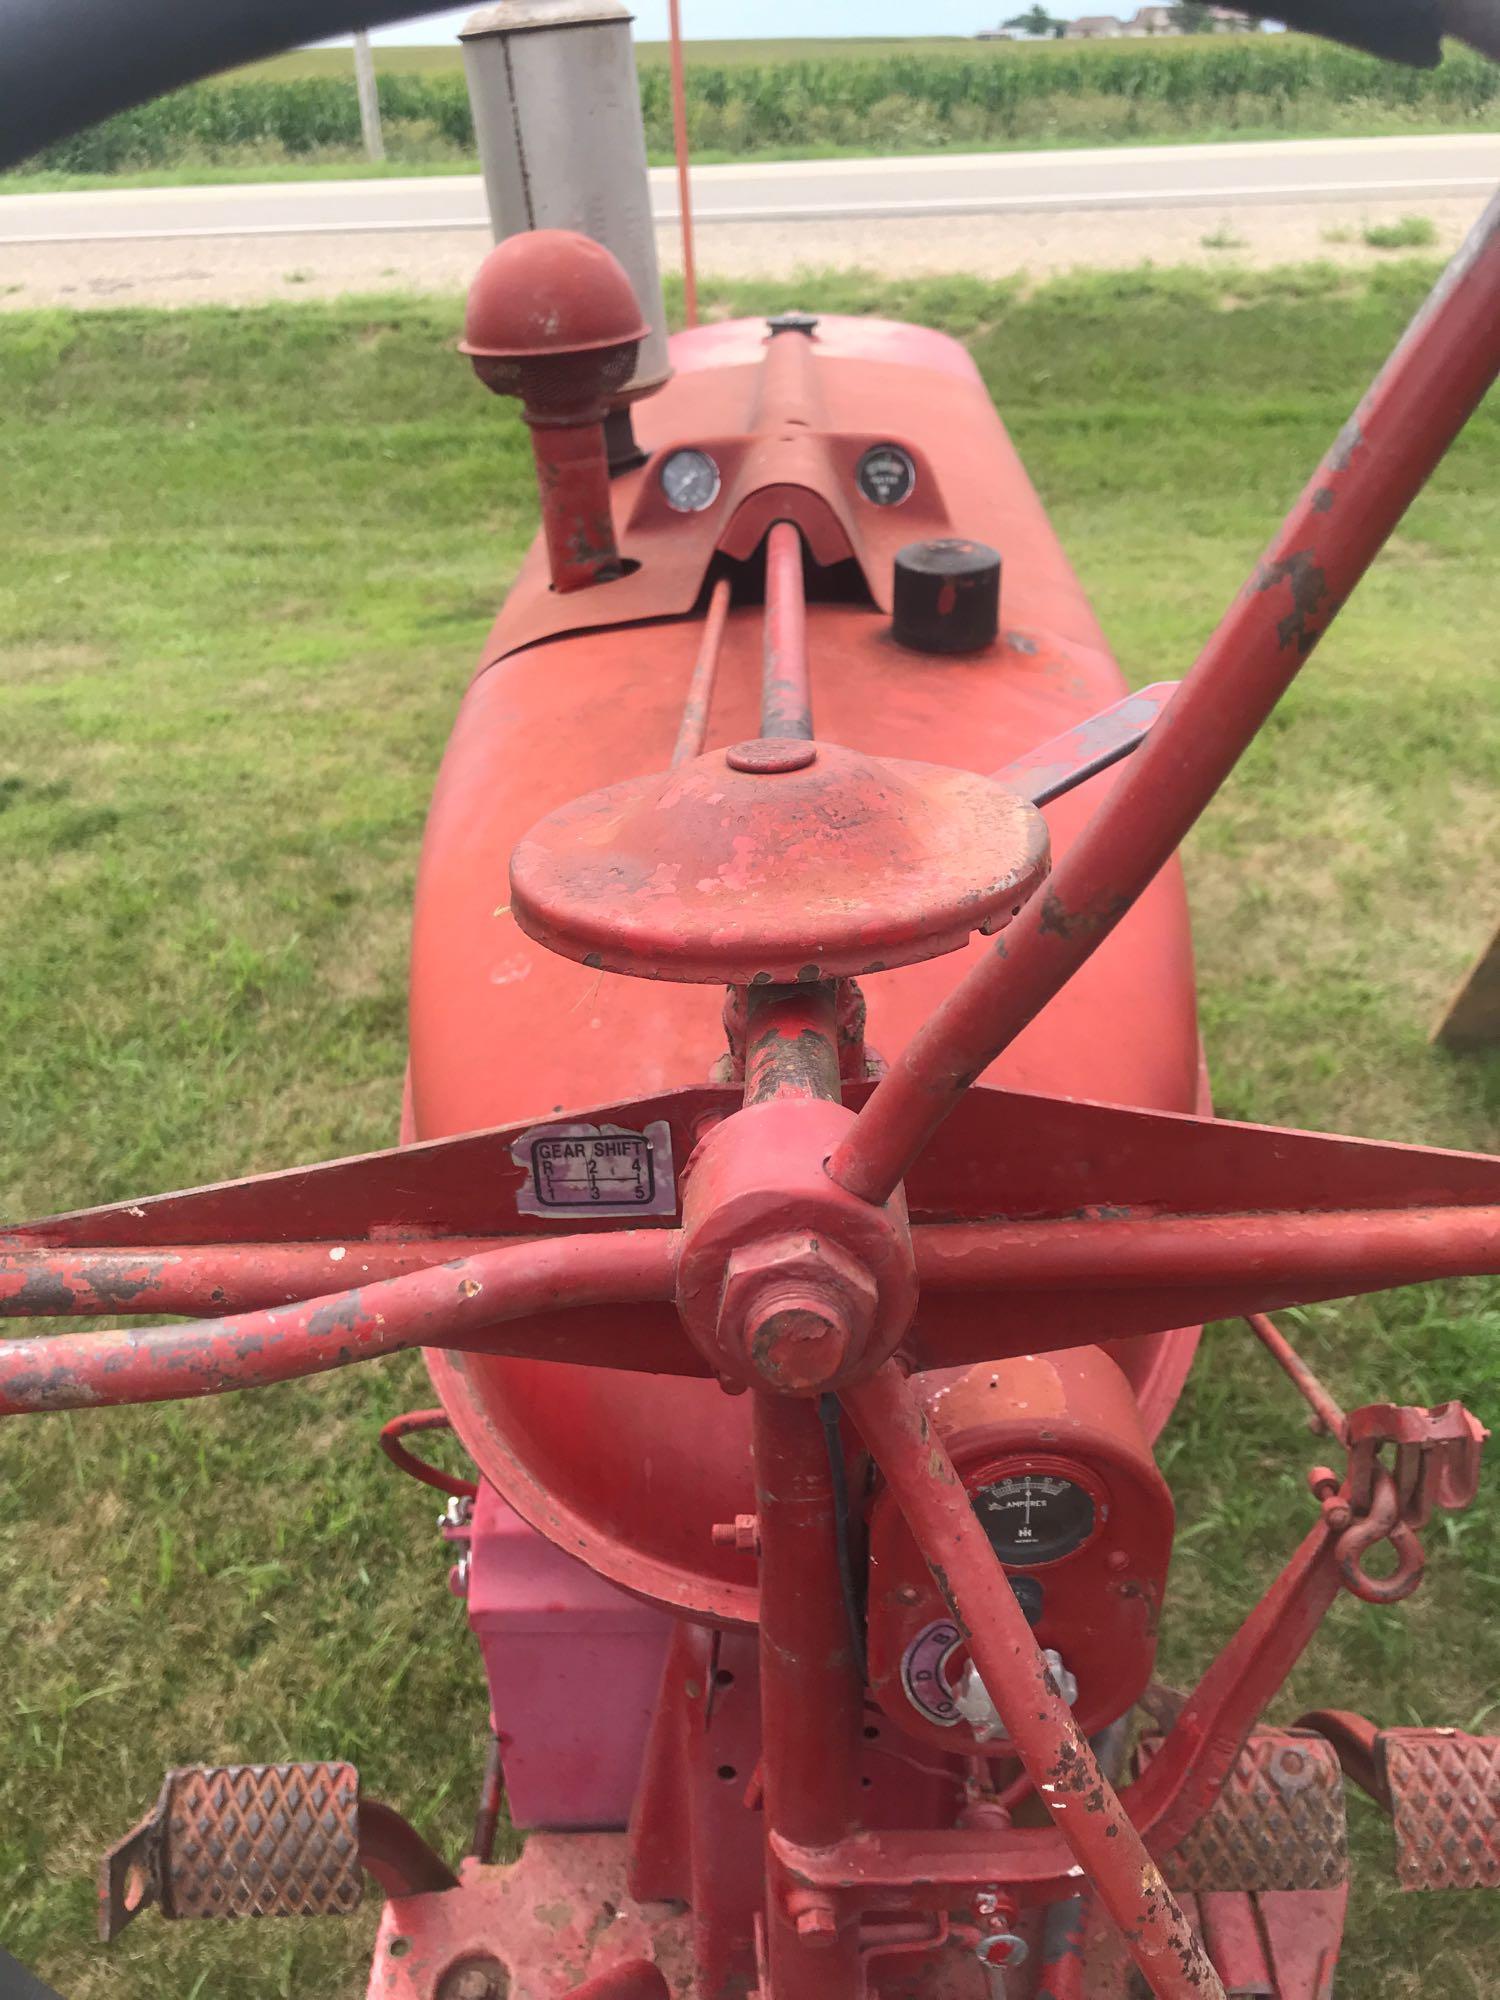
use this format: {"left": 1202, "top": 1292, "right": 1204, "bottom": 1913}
{"left": 460, "top": 0, "right": 671, "bottom": 408}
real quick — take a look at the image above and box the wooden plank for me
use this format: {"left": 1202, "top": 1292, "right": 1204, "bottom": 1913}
{"left": 1433, "top": 924, "right": 1500, "bottom": 1052}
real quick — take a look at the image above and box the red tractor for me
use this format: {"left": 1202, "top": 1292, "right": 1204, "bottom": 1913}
{"left": 3, "top": 3, "right": 1500, "bottom": 1996}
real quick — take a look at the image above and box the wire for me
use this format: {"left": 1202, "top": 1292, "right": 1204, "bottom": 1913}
{"left": 820, "top": 1393, "right": 869, "bottom": 1686}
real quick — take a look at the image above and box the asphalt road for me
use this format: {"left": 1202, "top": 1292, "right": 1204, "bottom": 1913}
{"left": 4, "top": 133, "right": 1498, "bottom": 244}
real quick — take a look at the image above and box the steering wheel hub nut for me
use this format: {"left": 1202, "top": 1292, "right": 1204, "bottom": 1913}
{"left": 726, "top": 1233, "right": 877, "bottom": 1391}
{"left": 676, "top": 1098, "right": 917, "bottom": 1393}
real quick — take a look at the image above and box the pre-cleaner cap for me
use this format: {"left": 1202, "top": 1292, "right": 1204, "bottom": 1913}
{"left": 892, "top": 538, "right": 1002, "bottom": 655}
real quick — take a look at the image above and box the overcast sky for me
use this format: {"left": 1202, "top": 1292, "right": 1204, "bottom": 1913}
{"left": 346, "top": 1, "right": 1081, "bottom": 44}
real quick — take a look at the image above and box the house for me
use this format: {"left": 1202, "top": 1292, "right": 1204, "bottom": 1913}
{"left": 1130, "top": 5, "right": 1179, "bottom": 30}
{"left": 1208, "top": 5, "right": 1258, "bottom": 24}
{"left": 1065, "top": 14, "right": 1125, "bottom": 37}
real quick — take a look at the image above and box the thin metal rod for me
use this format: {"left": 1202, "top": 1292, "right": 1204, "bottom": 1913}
{"left": 1127, "top": 1524, "right": 1344, "bottom": 1854}
{"left": 843, "top": 1361, "right": 1225, "bottom": 2000}
{"left": 469, "top": 1732, "right": 506, "bottom": 1863}
{"left": 829, "top": 192, "right": 1500, "bottom": 1208}
{"left": 0, "top": 1230, "right": 683, "bottom": 1415}
{"left": 1245, "top": 1310, "right": 1350, "bottom": 1442}
{"left": 671, "top": 575, "right": 731, "bottom": 765}
{"left": 755, "top": 1393, "right": 865, "bottom": 1997}
{"left": 762, "top": 520, "right": 812, "bottom": 740}
{"left": 666, "top": 0, "right": 698, "bottom": 330}
{"left": 742, "top": 982, "right": 862, "bottom": 1997}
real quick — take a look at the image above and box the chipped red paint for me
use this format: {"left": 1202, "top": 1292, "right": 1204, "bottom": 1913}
{"left": 507, "top": 736, "right": 1051, "bottom": 987}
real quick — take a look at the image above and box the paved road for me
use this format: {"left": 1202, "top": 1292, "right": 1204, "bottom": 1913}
{"left": 4, "top": 134, "right": 1497, "bottom": 244}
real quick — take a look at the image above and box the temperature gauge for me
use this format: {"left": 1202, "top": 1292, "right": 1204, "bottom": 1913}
{"left": 972, "top": 1468, "right": 1099, "bottom": 1567}
{"left": 659, "top": 448, "right": 721, "bottom": 513}
{"left": 856, "top": 443, "right": 917, "bottom": 507}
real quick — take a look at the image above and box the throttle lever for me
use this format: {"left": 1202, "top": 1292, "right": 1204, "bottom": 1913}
{"left": 992, "top": 681, "right": 1178, "bottom": 809}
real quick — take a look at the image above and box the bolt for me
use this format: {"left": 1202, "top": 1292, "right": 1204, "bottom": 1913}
{"left": 747, "top": 1293, "right": 851, "bottom": 1391}
{"left": 791, "top": 1898, "right": 839, "bottom": 1946}
{"left": 711, "top": 1513, "right": 761, "bottom": 1554}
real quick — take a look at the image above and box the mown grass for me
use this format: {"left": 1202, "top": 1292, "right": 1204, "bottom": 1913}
{"left": 1, "top": 262, "right": 1497, "bottom": 1998}
{"left": 10, "top": 33, "right": 1499, "bottom": 184}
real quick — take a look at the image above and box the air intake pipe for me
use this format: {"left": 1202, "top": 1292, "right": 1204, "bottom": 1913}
{"left": 460, "top": 228, "right": 648, "bottom": 593}
{"left": 460, "top": 0, "right": 671, "bottom": 428}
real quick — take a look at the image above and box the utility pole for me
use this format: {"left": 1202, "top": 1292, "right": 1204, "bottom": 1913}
{"left": 353, "top": 31, "right": 385, "bottom": 163}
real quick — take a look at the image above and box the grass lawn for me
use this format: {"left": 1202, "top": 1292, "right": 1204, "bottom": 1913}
{"left": 1, "top": 263, "right": 1497, "bottom": 1999}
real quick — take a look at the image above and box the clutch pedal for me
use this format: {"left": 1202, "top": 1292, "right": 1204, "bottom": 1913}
{"left": 1145, "top": 1729, "right": 1349, "bottom": 1894}
{"left": 98, "top": 1762, "right": 363, "bottom": 1939}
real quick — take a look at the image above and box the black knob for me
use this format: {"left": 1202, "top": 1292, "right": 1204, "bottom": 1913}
{"left": 766, "top": 310, "right": 819, "bottom": 337}
{"left": 892, "top": 539, "right": 1001, "bottom": 656}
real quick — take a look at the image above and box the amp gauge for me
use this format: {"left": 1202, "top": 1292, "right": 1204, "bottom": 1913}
{"left": 659, "top": 448, "right": 721, "bottom": 513}
{"left": 972, "top": 1467, "right": 1101, "bottom": 1567}
{"left": 856, "top": 443, "right": 916, "bottom": 507}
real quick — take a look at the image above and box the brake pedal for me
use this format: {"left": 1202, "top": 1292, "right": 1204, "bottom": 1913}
{"left": 1380, "top": 1728, "right": 1500, "bottom": 1890}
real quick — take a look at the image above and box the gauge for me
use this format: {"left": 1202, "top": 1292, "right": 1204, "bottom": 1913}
{"left": 972, "top": 1471, "right": 1097, "bottom": 1567}
{"left": 856, "top": 443, "right": 917, "bottom": 508}
{"left": 659, "top": 448, "right": 721, "bottom": 513}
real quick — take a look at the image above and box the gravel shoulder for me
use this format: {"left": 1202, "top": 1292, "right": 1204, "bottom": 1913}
{"left": 0, "top": 195, "right": 1486, "bottom": 311}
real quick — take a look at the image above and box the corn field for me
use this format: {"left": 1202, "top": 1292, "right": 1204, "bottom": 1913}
{"left": 24, "top": 37, "right": 1500, "bottom": 174}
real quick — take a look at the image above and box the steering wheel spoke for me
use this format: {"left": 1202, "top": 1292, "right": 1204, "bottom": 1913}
{"left": 0, "top": 1229, "right": 688, "bottom": 1416}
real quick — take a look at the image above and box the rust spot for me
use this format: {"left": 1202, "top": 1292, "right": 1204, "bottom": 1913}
{"left": 307, "top": 1292, "right": 365, "bottom": 1339}
{"left": 1253, "top": 547, "right": 1330, "bottom": 655}
{"left": 7, "top": 1268, "right": 79, "bottom": 1315}
{"left": 1037, "top": 887, "right": 1132, "bottom": 943}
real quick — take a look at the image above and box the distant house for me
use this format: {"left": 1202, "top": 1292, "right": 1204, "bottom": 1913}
{"left": 1065, "top": 14, "right": 1125, "bottom": 36}
{"left": 1208, "top": 4, "right": 1258, "bottom": 24}
{"left": 1130, "top": 5, "right": 1179, "bottom": 30}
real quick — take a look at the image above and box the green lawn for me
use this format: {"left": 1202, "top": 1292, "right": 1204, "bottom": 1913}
{"left": 1, "top": 263, "right": 1497, "bottom": 1999}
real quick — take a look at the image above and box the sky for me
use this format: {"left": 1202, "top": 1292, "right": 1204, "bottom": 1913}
{"left": 349, "top": 1, "right": 1067, "bottom": 44}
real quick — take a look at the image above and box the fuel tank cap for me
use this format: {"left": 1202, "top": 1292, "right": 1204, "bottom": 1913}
{"left": 508, "top": 739, "right": 1050, "bottom": 985}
